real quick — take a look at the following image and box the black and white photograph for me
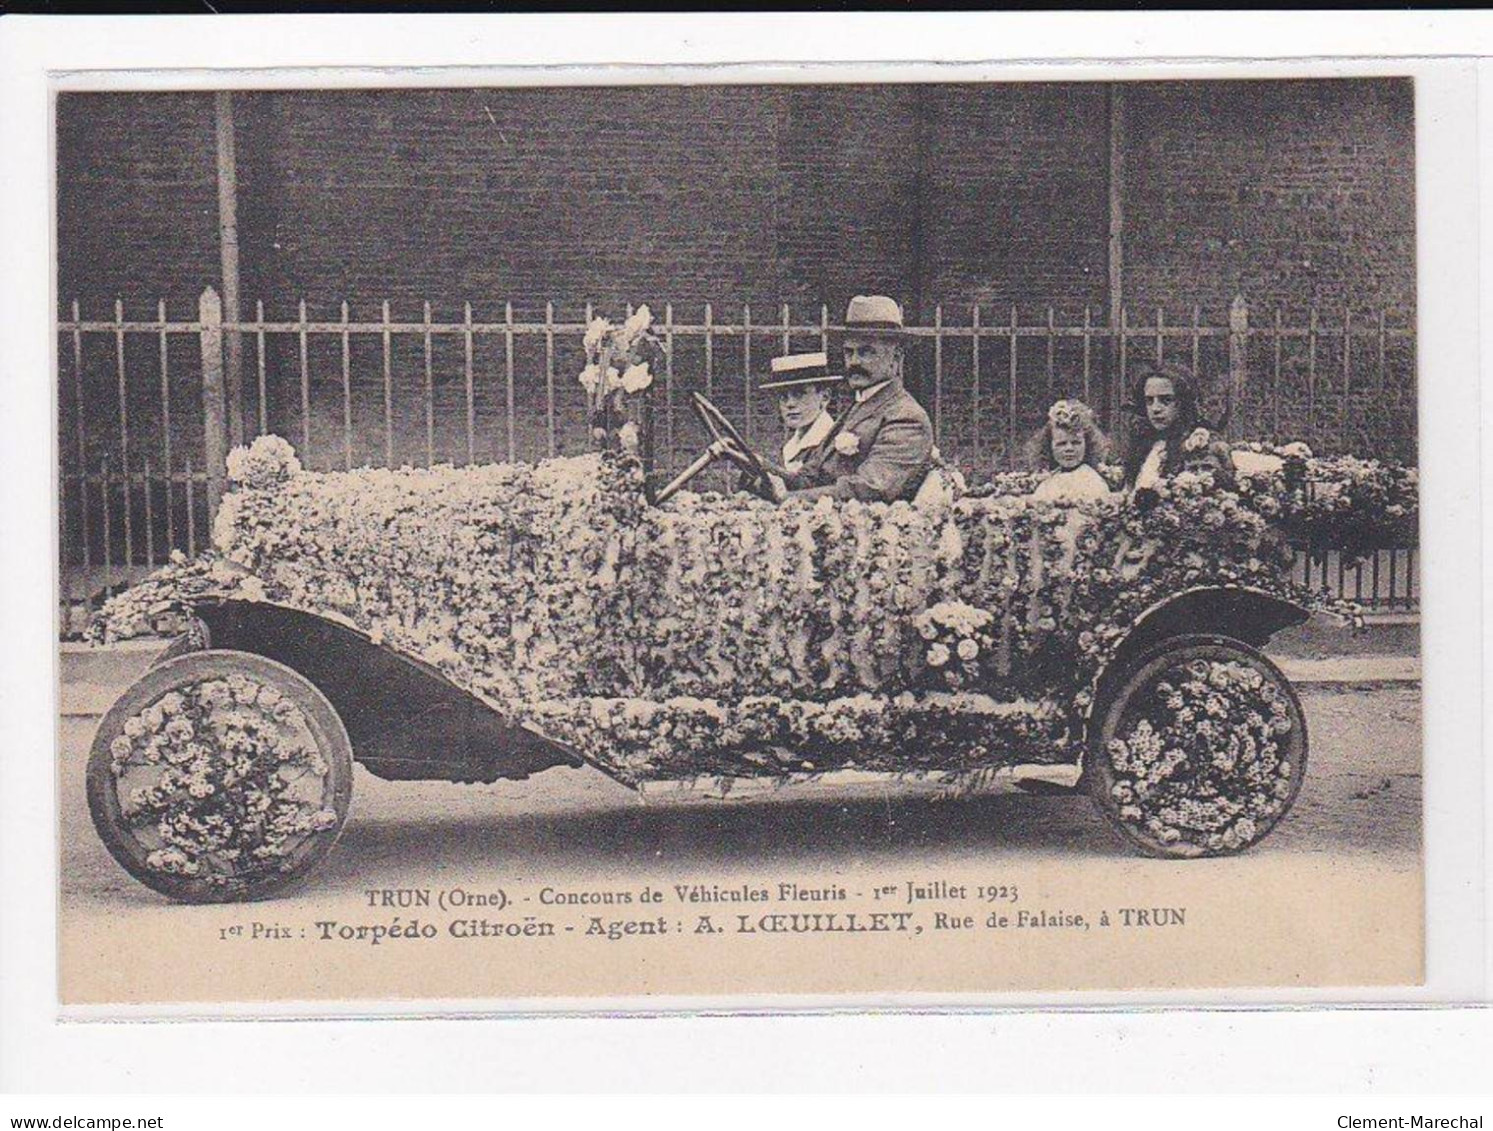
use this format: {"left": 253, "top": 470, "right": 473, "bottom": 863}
{"left": 48, "top": 70, "right": 1429, "bottom": 1005}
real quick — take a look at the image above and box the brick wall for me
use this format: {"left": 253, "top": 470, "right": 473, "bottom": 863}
{"left": 58, "top": 80, "right": 1415, "bottom": 317}
{"left": 1120, "top": 78, "right": 1415, "bottom": 320}
{"left": 923, "top": 83, "right": 1111, "bottom": 317}
{"left": 58, "top": 80, "right": 1414, "bottom": 321}
{"left": 57, "top": 92, "right": 220, "bottom": 317}
{"left": 56, "top": 84, "right": 1118, "bottom": 323}
{"left": 237, "top": 86, "right": 787, "bottom": 321}
{"left": 771, "top": 85, "right": 921, "bottom": 315}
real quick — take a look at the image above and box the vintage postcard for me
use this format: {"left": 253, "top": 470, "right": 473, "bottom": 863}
{"left": 54, "top": 68, "right": 1427, "bottom": 1009}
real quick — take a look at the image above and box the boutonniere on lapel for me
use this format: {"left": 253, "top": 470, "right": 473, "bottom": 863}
{"left": 833, "top": 431, "right": 862, "bottom": 457}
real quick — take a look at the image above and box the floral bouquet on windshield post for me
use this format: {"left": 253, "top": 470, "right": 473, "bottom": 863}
{"left": 578, "top": 305, "right": 662, "bottom": 462}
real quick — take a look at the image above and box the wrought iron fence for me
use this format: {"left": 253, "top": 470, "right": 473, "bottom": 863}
{"left": 57, "top": 288, "right": 1418, "bottom": 634}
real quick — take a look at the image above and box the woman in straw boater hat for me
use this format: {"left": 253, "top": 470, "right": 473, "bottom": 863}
{"left": 762, "top": 295, "right": 935, "bottom": 504}
{"left": 759, "top": 351, "right": 843, "bottom": 474}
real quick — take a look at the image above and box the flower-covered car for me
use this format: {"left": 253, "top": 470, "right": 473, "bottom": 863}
{"left": 85, "top": 400, "right": 1385, "bottom": 903}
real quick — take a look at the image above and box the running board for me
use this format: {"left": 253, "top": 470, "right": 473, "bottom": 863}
{"left": 635, "top": 763, "right": 1083, "bottom": 804}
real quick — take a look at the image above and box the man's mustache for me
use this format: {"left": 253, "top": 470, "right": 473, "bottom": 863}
{"left": 846, "top": 365, "right": 872, "bottom": 380}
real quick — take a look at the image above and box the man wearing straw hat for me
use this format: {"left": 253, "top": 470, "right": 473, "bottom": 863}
{"left": 762, "top": 295, "right": 934, "bottom": 504}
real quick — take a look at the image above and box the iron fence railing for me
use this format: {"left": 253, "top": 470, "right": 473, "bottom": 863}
{"left": 57, "top": 288, "right": 1418, "bottom": 634}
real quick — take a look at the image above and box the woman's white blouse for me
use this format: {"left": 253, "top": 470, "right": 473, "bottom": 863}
{"left": 1133, "top": 440, "right": 1168, "bottom": 492}
{"left": 781, "top": 410, "right": 836, "bottom": 472}
{"left": 1031, "top": 463, "right": 1112, "bottom": 503}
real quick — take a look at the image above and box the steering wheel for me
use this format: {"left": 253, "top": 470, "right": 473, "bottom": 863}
{"left": 654, "top": 392, "right": 771, "bottom": 503}
{"left": 690, "top": 392, "right": 767, "bottom": 477}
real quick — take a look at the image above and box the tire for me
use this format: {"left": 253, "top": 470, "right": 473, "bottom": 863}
{"left": 87, "top": 650, "right": 354, "bottom": 903}
{"left": 1087, "top": 634, "right": 1307, "bottom": 859}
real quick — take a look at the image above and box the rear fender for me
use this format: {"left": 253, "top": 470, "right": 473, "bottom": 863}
{"left": 1085, "top": 585, "right": 1309, "bottom": 734}
{"left": 185, "top": 599, "right": 581, "bottom": 782}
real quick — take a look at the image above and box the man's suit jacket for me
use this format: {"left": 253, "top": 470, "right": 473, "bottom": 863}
{"left": 783, "top": 380, "right": 933, "bottom": 502}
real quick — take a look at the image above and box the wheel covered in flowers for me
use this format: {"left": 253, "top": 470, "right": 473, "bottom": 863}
{"left": 86, "top": 651, "right": 353, "bottom": 902}
{"left": 1087, "top": 635, "right": 1307, "bottom": 858}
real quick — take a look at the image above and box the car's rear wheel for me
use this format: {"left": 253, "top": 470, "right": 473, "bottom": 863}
{"left": 1087, "top": 634, "right": 1307, "bottom": 858}
{"left": 87, "top": 649, "right": 353, "bottom": 903}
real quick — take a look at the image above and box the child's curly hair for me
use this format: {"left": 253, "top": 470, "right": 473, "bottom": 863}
{"left": 1023, "top": 398, "right": 1110, "bottom": 472}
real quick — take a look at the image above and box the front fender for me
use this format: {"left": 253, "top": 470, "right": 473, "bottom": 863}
{"left": 181, "top": 598, "right": 581, "bottom": 782}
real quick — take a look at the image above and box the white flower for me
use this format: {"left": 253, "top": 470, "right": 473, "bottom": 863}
{"left": 225, "top": 434, "right": 301, "bottom": 490}
{"left": 1231, "top": 450, "right": 1284, "bottom": 476}
{"left": 1183, "top": 428, "right": 1211, "bottom": 453}
{"left": 620, "top": 363, "right": 653, "bottom": 394}
{"left": 937, "top": 523, "right": 964, "bottom": 564}
{"left": 1279, "top": 441, "right": 1313, "bottom": 459}
{"left": 618, "top": 421, "right": 640, "bottom": 454}
{"left": 578, "top": 363, "right": 603, "bottom": 394}
{"left": 621, "top": 305, "right": 653, "bottom": 340}
{"left": 927, "top": 643, "right": 950, "bottom": 668}
{"left": 956, "top": 638, "right": 979, "bottom": 661}
{"left": 210, "top": 495, "right": 243, "bottom": 556}
{"left": 833, "top": 432, "right": 861, "bottom": 457}
{"left": 582, "top": 317, "right": 612, "bottom": 352}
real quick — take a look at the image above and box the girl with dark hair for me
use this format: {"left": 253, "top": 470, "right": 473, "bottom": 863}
{"left": 1122, "top": 362, "right": 1236, "bottom": 496}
